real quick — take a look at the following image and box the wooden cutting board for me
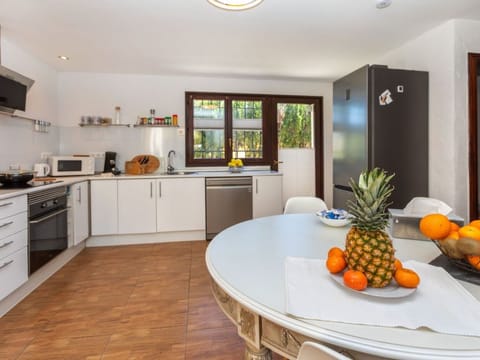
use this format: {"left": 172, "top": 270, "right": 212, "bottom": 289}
{"left": 131, "top": 155, "right": 160, "bottom": 174}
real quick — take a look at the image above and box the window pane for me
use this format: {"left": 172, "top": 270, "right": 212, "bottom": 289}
{"left": 277, "top": 103, "right": 313, "bottom": 149}
{"left": 233, "top": 130, "right": 263, "bottom": 159}
{"left": 193, "top": 129, "right": 224, "bottom": 159}
{"left": 193, "top": 99, "right": 225, "bottom": 159}
{"left": 194, "top": 99, "right": 224, "bottom": 120}
{"left": 232, "top": 100, "right": 263, "bottom": 159}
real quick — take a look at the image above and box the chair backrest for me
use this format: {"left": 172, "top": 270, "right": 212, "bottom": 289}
{"left": 284, "top": 196, "right": 328, "bottom": 214}
{"left": 297, "top": 341, "right": 351, "bottom": 360}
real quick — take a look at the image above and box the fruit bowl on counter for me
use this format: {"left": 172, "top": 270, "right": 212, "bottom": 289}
{"left": 228, "top": 158, "right": 243, "bottom": 173}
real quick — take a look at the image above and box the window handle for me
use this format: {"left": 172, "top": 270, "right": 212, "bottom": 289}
{"left": 228, "top": 138, "right": 232, "bottom": 148}
{"left": 273, "top": 160, "right": 284, "bottom": 165}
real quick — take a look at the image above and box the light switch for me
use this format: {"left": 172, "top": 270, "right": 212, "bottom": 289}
{"left": 177, "top": 128, "right": 185, "bottom": 136}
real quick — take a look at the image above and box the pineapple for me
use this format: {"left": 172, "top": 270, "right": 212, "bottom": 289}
{"left": 345, "top": 168, "right": 396, "bottom": 288}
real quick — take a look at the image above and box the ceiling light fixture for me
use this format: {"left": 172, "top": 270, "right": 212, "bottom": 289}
{"left": 207, "top": 0, "right": 264, "bottom": 11}
{"left": 376, "top": 0, "right": 392, "bottom": 9}
{"left": 57, "top": 55, "right": 70, "bottom": 60}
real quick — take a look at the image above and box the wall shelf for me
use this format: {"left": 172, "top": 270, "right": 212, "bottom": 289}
{"left": 133, "top": 124, "right": 179, "bottom": 128}
{"left": 0, "top": 110, "right": 51, "bottom": 133}
{"left": 79, "top": 123, "right": 131, "bottom": 128}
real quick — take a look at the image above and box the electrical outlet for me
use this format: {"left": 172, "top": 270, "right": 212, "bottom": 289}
{"left": 40, "top": 152, "right": 52, "bottom": 160}
{"left": 89, "top": 152, "right": 105, "bottom": 158}
{"left": 177, "top": 128, "right": 185, "bottom": 136}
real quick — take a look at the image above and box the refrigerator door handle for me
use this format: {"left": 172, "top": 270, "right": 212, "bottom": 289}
{"left": 334, "top": 184, "right": 353, "bottom": 192}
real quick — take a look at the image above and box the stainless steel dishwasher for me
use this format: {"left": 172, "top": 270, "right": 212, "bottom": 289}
{"left": 206, "top": 177, "right": 252, "bottom": 240}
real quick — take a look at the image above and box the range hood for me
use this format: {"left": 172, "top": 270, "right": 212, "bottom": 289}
{"left": 0, "top": 65, "right": 35, "bottom": 114}
{"left": 0, "top": 25, "right": 35, "bottom": 113}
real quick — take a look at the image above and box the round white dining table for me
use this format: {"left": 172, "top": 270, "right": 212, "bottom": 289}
{"left": 205, "top": 214, "right": 480, "bottom": 360}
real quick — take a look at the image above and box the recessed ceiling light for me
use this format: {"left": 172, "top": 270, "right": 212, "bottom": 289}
{"left": 376, "top": 0, "right": 392, "bottom": 9}
{"left": 207, "top": 0, "right": 264, "bottom": 11}
{"left": 58, "top": 55, "right": 70, "bottom": 60}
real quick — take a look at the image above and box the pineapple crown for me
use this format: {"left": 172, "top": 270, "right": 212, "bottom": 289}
{"left": 347, "top": 168, "right": 395, "bottom": 231}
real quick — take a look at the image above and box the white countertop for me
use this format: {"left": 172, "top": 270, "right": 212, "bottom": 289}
{"left": 206, "top": 214, "right": 480, "bottom": 359}
{"left": 0, "top": 169, "right": 281, "bottom": 200}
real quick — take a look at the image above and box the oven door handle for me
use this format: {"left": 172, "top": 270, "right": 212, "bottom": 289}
{"left": 29, "top": 208, "right": 68, "bottom": 224}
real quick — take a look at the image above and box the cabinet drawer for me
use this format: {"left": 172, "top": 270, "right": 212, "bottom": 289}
{"left": 0, "top": 195, "right": 27, "bottom": 220}
{"left": 0, "top": 246, "right": 28, "bottom": 301}
{"left": 0, "top": 229, "right": 27, "bottom": 261}
{"left": 0, "top": 212, "right": 28, "bottom": 240}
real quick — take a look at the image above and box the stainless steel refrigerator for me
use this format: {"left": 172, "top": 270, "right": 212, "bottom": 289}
{"left": 333, "top": 65, "right": 428, "bottom": 209}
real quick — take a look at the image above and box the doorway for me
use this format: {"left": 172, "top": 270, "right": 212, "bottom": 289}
{"left": 468, "top": 53, "right": 480, "bottom": 220}
{"left": 271, "top": 96, "right": 323, "bottom": 206}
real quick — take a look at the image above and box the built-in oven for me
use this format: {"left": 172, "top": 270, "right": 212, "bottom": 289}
{"left": 28, "top": 186, "right": 68, "bottom": 275}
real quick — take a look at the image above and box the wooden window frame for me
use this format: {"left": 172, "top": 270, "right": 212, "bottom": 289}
{"left": 185, "top": 92, "right": 273, "bottom": 167}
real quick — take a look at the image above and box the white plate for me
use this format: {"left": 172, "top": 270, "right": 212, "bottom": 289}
{"left": 329, "top": 272, "right": 416, "bottom": 298}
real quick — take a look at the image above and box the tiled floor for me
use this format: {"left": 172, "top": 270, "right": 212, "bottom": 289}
{"left": 0, "top": 241, "right": 283, "bottom": 359}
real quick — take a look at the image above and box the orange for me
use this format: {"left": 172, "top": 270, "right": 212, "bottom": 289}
{"left": 466, "top": 255, "right": 480, "bottom": 270}
{"left": 419, "top": 213, "right": 451, "bottom": 240}
{"left": 469, "top": 219, "right": 480, "bottom": 230}
{"left": 343, "top": 270, "right": 368, "bottom": 291}
{"left": 447, "top": 230, "right": 460, "bottom": 240}
{"left": 394, "top": 268, "right": 420, "bottom": 288}
{"left": 394, "top": 259, "right": 403, "bottom": 272}
{"left": 450, "top": 222, "right": 460, "bottom": 232}
{"left": 326, "top": 256, "right": 347, "bottom": 274}
{"left": 458, "top": 225, "right": 480, "bottom": 240}
{"left": 328, "top": 247, "right": 344, "bottom": 258}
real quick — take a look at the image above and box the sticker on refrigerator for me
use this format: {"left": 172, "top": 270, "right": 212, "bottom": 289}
{"left": 379, "top": 89, "right": 393, "bottom": 106}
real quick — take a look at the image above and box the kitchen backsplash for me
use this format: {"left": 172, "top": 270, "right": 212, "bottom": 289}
{"left": 0, "top": 115, "right": 59, "bottom": 171}
{"left": 59, "top": 126, "right": 185, "bottom": 172}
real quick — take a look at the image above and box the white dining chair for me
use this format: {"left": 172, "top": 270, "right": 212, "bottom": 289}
{"left": 297, "top": 341, "right": 351, "bottom": 360}
{"left": 283, "top": 196, "right": 328, "bottom": 214}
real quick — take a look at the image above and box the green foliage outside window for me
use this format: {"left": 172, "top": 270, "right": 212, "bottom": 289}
{"left": 278, "top": 104, "right": 313, "bottom": 149}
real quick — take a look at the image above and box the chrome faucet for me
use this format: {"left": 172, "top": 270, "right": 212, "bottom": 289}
{"left": 167, "top": 150, "right": 176, "bottom": 173}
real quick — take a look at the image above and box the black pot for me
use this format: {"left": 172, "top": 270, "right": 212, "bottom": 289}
{"left": 0, "top": 170, "right": 35, "bottom": 185}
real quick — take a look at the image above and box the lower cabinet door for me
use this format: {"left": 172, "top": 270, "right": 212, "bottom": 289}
{"left": 91, "top": 180, "right": 118, "bottom": 236}
{"left": 72, "top": 181, "right": 90, "bottom": 245}
{"left": 157, "top": 178, "right": 205, "bottom": 232}
{"left": 0, "top": 246, "right": 28, "bottom": 301}
{"left": 118, "top": 179, "right": 157, "bottom": 234}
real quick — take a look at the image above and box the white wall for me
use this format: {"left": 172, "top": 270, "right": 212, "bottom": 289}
{"left": 57, "top": 73, "right": 334, "bottom": 204}
{"left": 377, "top": 19, "right": 480, "bottom": 220}
{"left": 0, "top": 36, "right": 59, "bottom": 171}
{"left": 453, "top": 20, "right": 480, "bottom": 220}
{"left": 377, "top": 21, "right": 460, "bottom": 215}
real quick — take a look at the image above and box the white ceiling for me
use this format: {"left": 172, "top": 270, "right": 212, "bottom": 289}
{"left": 0, "top": 0, "right": 480, "bottom": 80}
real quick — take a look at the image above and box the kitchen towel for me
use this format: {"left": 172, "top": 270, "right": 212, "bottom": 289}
{"left": 285, "top": 257, "right": 480, "bottom": 337}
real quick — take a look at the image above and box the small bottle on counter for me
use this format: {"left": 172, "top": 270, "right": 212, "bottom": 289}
{"left": 114, "top": 106, "right": 121, "bottom": 124}
{"left": 172, "top": 114, "right": 178, "bottom": 126}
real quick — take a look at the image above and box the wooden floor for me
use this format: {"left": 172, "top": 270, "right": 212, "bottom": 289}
{"left": 0, "top": 241, "right": 283, "bottom": 360}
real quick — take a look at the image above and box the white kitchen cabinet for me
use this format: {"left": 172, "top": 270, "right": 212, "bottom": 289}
{"left": 156, "top": 177, "right": 205, "bottom": 232}
{"left": 0, "top": 195, "right": 28, "bottom": 301}
{"left": 90, "top": 180, "right": 118, "bottom": 235}
{"left": 118, "top": 179, "right": 157, "bottom": 234}
{"left": 70, "top": 181, "right": 90, "bottom": 245}
{"left": 252, "top": 175, "right": 283, "bottom": 218}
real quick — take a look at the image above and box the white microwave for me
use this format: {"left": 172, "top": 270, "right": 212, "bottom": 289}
{"left": 48, "top": 156, "right": 95, "bottom": 176}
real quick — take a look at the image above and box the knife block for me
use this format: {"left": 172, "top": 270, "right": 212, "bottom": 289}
{"left": 125, "top": 161, "right": 144, "bottom": 175}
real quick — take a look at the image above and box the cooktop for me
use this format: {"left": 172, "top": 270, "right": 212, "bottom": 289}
{"left": 0, "top": 180, "right": 64, "bottom": 189}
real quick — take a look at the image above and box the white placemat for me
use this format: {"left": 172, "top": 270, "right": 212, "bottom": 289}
{"left": 285, "top": 257, "right": 480, "bottom": 336}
